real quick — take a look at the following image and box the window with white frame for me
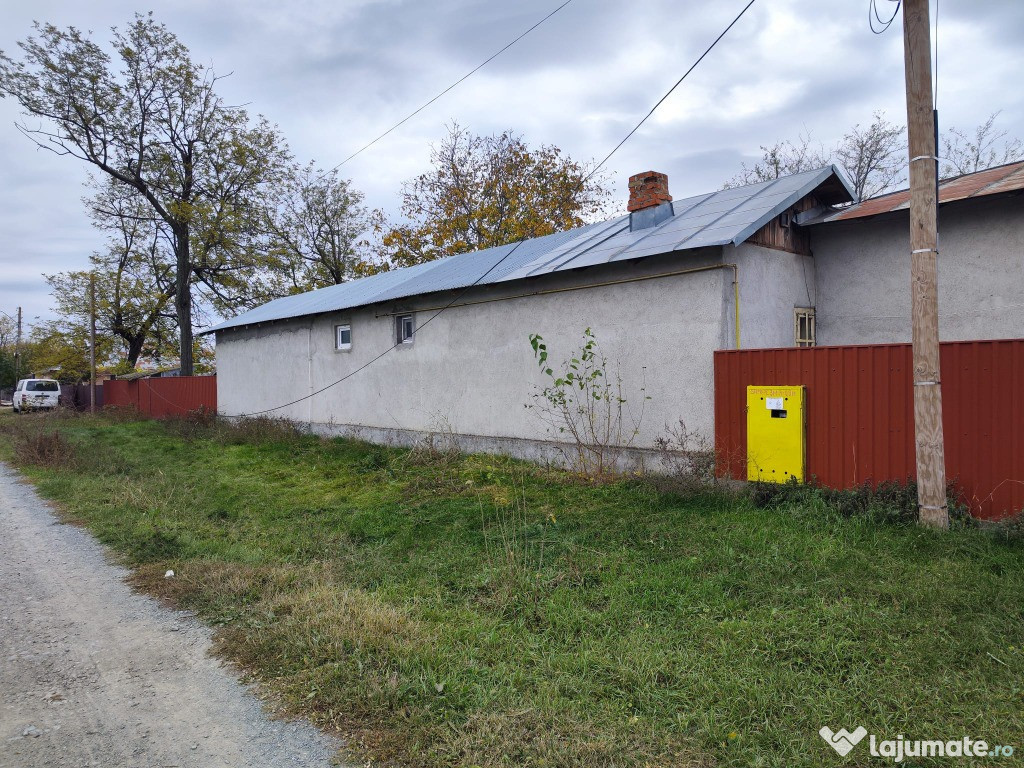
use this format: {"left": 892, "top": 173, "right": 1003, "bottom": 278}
{"left": 396, "top": 314, "right": 415, "bottom": 344}
{"left": 794, "top": 307, "right": 816, "bottom": 347}
{"left": 335, "top": 323, "right": 352, "bottom": 350}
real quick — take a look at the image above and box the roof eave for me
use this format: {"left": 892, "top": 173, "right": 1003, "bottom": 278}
{"left": 729, "top": 165, "right": 857, "bottom": 245}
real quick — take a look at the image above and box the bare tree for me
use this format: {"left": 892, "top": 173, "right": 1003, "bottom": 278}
{"left": 730, "top": 115, "right": 905, "bottom": 200}
{"left": 0, "top": 14, "right": 290, "bottom": 374}
{"left": 941, "top": 111, "right": 1024, "bottom": 178}
{"left": 727, "top": 131, "right": 829, "bottom": 188}
{"left": 732, "top": 111, "right": 1023, "bottom": 201}
{"left": 834, "top": 111, "right": 905, "bottom": 199}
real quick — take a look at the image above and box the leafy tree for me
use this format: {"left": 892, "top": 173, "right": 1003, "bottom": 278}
{"left": 0, "top": 14, "right": 291, "bottom": 374}
{"left": 0, "top": 315, "right": 25, "bottom": 389}
{"left": 267, "top": 162, "right": 373, "bottom": 293}
{"left": 376, "top": 124, "right": 612, "bottom": 268}
{"left": 24, "top": 322, "right": 107, "bottom": 383}
{"left": 45, "top": 179, "right": 179, "bottom": 370}
{"left": 941, "top": 111, "right": 1024, "bottom": 177}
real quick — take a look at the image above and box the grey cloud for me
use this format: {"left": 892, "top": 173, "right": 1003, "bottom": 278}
{"left": 0, "top": 0, "right": 1021, "bottom": 328}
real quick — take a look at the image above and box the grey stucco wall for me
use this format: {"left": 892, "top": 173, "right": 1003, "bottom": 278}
{"left": 732, "top": 242, "right": 816, "bottom": 348}
{"left": 811, "top": 195, "right": 1024, "bottom": 344}
{"left": 216, "top": 249, "right": 737, "bottom": 449}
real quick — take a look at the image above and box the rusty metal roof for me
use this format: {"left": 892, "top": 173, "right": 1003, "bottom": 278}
{"left": 810, "top": 160, "right": 1024, "bottom": 223}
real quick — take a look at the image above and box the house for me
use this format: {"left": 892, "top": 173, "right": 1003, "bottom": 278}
{"left": 116, "top": 367, "right": 183, "bottom": 381}
{"left": 207, "top": 162, "right": 1024, "bottom": 464}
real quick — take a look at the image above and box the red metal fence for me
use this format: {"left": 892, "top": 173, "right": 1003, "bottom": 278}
{"left": 104, "top": 376, "right": 217, "bottom": 419}
{"left": 714, "top": 339, "right": 1024, "bottom": 520}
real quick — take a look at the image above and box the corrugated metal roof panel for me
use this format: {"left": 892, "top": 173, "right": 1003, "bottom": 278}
{"left": 810, "top": 160, "right": 1024, "bottom": 223}
{"left": 206, "top": 165, "right": 855, "bottom": 333}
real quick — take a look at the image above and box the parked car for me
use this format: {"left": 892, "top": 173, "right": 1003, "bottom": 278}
{"left": 12, "top": 379, "right": 61, "bottom": 413}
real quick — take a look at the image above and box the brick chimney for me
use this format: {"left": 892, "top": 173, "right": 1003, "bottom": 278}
{"left": 627, "top": 171, "right": 672, "bottom": 212}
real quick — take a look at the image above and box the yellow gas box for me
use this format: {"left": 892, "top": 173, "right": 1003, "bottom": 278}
{"left": 746, "top": 385, "right": 806, "bottom": 483}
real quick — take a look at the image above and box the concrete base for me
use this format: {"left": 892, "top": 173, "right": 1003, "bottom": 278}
{"left": 297, "top": 420, "right": 683, "bottom": 475}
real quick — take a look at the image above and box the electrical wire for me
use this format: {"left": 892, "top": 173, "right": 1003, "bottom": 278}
{"left": 591, "top": 0, "right": 756, "bottom": 177}
{"left": 325, "top": 0, "right": 575, "bottom": 174}
{"left": 869, "top": 0, "right": 901, "bottom": 34}
{"left": 226, "top": 0, "right": 760, "bottom": 418}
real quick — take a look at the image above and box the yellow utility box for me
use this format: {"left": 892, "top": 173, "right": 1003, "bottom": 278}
{"left": 746, "top": 385, "right": 806, "bottom": 483}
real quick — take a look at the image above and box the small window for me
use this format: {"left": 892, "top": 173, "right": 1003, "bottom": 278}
{"left": 397, "top": 314, "right": 415, "bottom": 344}
{"left": 335, "top": 324, "right": 352, "bottom": 351}
{"left": 794, "top": 308, "right": 816, "bottom": 347}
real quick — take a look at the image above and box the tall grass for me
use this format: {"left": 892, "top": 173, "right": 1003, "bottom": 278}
{"left": 1, "top": 411, "right": 1022, "bottom": 767}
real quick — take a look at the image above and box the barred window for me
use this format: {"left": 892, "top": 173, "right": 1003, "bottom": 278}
{"left": 794, "top": 308, "right": 816, "bottom": 347}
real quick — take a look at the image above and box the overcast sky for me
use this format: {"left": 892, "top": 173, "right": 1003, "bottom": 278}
{"left": 1, "top": 0, "right": 1021, "bottom": 328}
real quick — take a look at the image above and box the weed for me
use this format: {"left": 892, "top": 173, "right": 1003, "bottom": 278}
{"left": 747, "top": 476, "right": 979, "bottom": 526}
{"left": 163, "top": 406, "right": 219, "bottom": 441}
{"left": 3, "top": 417, "right": 77, "bottom": 468}
{"left": 404, "top": 415, "right": 461, "bottom": 468}
{"left": 649, "top": 419, "right": 722, "bottom": 496}
{"left": 100, "top": 404, "right": 145, "bottom": 422}
{"left": 215, "top": 415, "right": 303, "bottom": 446}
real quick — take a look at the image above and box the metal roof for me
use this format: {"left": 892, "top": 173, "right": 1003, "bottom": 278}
{"left": 807, "top": 160, "right": 1024, "bottom": 224}
{"left": 206, "top": 165, "right": 854, "bottom": 334}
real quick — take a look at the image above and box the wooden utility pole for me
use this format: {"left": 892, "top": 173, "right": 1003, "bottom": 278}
{"left": 89, "top": 274, "right": 97, "bottom": 414}
{"left": 14, "top": 306, "right": 21, "bottom": 384}
{"left": 902, "top": 0, "right": 948, "bottom": 528}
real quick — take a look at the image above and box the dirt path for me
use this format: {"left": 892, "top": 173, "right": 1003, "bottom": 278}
{"left": 0, "top": 463, "right": 346, "bottom": 768}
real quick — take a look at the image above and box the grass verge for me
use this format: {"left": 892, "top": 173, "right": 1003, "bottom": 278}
{"left": 1, "top": 410, "right": 1022, "bottom": 767}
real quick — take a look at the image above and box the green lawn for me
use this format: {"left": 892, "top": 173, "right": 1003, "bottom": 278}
{"left": 2, "top": 412, "right": 1022, "bottom": 767}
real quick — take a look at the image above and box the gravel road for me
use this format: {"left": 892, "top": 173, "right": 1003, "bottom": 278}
{"left": 0, "top": 462, "right": 346, "bottom": 768}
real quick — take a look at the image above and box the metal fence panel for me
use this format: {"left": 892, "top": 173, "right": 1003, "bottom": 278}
{"left": 715, "top": 339, "right": 1024, "bottom": 520}
{"left": 103, "top": 376, "right": 216, "bottom": 418}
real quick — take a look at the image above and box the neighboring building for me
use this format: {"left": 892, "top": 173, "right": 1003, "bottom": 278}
{"left": 805, "top": 161, "right": 1024, "bottom": 344}
{"left": 117, "top": 367, "right": 183, "bottom": 381}
{"left": 207, "top": 162, "right": 1024, "bottom": 463}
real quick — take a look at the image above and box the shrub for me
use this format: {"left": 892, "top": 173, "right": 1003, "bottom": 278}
{"left": 527, "top": 328, "right": 648, "bottom": 478}
{"left": 15, "top": 429, "right": 76, "bottom": 468}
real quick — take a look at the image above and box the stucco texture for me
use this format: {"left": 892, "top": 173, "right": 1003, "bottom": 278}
{"left": 812, "top": 195, "right": 1024, "bottom": 345}
{"left": 216, "top": 250, "right": 737, "bottom": 449}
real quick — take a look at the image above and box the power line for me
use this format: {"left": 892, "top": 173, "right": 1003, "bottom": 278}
{"left": 869, "top": 0, "right": 901, "bottom": 34}
{"left": 228, "top": 0, "right": 760, "bottom": 418}
{"left": 325, "top": 0, "right": 575, "bottom": 174}
{"left": 590, "top": 0, "right": 757, "bottom": 177}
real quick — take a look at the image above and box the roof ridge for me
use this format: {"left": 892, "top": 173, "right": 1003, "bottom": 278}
{"left": 673, "top": 174, "right": 790, "bottom": 250}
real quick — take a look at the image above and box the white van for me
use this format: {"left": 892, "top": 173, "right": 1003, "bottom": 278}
{"left": 12, "top": 379, "right": 61, "bottom": 413}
